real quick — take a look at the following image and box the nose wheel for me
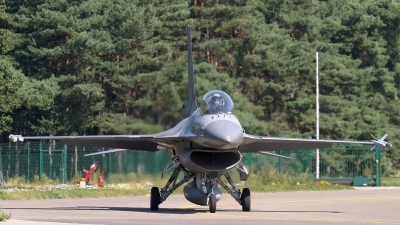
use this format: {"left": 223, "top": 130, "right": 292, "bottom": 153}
{"left": 241, "top": 188, "right": 251, "bottom": 211}
{"left": 208, "top": 194, "right": 216, "bottom": 213}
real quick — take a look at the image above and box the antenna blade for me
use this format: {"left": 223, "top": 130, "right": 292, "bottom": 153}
{"left": 84, "top": 148, "right": 128, "bottom": 156}
{"left": 258, "top": 151, "right": 291, "bottom": 159}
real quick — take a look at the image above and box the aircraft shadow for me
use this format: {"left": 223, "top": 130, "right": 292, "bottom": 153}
{"left": 4, "top": 206, "right": 202, "bottom": 215}
{"left": 4, "top": 206, "right": 342, "bottom": 214}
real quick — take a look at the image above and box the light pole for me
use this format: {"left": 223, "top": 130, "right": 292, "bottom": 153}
{"left": 316, "top": 47, "right": 321, "bottom": 179}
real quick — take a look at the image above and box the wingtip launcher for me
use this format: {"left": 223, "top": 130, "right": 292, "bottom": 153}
{"left": 370, "top": 133, "right": 392, "bottom": 151}
{"left": 9, "top": 134, "right": 24, "bottom": 142}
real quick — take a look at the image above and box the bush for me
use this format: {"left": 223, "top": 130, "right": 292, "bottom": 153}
{"left": 0, "top": 208, "right": 11, "bottom": 221}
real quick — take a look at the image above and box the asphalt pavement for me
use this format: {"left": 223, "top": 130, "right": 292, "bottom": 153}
{"left": 2, "top": 187, "right": 400, "bottom": 225}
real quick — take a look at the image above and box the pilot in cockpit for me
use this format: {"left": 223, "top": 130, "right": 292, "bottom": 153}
{"left": 211, "top": 95, "right": 224, "bottom": 106}
{"left": 202, "top": 90, "right": 234, "bottom": 114}
{"left": 207, "top": 94, "right": 226, "bottom": 112}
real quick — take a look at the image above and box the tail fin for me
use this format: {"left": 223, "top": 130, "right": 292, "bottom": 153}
{"left": 182, "top": 26, "right": 198, "bottom": 118}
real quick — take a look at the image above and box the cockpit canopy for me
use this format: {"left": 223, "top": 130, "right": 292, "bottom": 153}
{"left": 201, "top": 90, "right": 234, "bottom": 114}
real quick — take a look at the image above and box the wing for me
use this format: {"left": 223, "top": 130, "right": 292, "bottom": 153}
{"left": 10, "top": 117, "right": 193, "bottom": 151}
{"left": 10, "top": 134, "right": 176, "bottom": 151}
{"left": 379, "top": 134, "right": 388, "bottom": 141}
{"left": 238, "top": 133, "right": 373, "bottom": 153}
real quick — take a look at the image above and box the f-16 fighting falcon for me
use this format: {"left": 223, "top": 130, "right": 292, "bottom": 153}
{"left": 9, "top": 26, "right": 391, "bottom": 213}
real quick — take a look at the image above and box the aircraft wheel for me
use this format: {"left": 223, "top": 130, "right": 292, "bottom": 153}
{"left": 150, "top": 187, "right": 160, "bottom": 211}
{"left": 209, "top": 194, "right": 216, "bottom": 213}
{"left": 241, "top": 188, "right": 251, "bottom": 211}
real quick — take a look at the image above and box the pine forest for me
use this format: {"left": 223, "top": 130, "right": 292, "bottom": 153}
{"left": 0, "top": 0, "right": 400, "bottom": 173}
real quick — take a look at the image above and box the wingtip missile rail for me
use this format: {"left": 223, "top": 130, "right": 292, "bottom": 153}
{"left": 370, "top": 134, "right": 392, "bottom": 151}
{"left": 9, "top": 134, "right": 24, "bottom": 142}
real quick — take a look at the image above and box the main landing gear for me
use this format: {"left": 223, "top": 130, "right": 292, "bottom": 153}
{"left": 150, "top": 158, "right": 251, "bottom": 213}
{"left": 217, "top": 173, "right": 251, "bottom": 212}
{"left": 150, "top": 165, "right": 195, "bottom": 211}
{"left": 241, "top": 188, "right": 251, "bottom": 211}
{"left": 150, "top": 187, "right": 161, "bottom": 211}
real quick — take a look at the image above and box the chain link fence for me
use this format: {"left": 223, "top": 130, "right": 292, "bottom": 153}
{"left": 0, "top": 142, "right": 380, "bottom": 186}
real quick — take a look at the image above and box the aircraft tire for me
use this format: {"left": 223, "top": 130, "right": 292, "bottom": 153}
{"left": 209, "top": 194, "right": 216, "bottom": 213}
{"left": 241, "top": 188, "right": 251, "bottom": 211}
{"left": 150, "top": 187, "right": 160, "bottom": 211}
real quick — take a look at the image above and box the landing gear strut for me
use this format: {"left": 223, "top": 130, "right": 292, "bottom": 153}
{"left": 150, "top": 158, "right": 251, "bottom": 212}
{"left": 218, "top": 172, "right": 251, "bottom": 212}
{"left": 149, "top": 166, "right": 194, "bottom": 211}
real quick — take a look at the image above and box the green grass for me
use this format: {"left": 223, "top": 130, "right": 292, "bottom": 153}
{"left": 0, "top": 186, "right": 150, "bottom": 200}
{"left": 0, "top": 208, "right": 11, "bottom": 221}
{"left": 382, "top": 177, "right": 400, "bottom": 186}
{"left": 0, "top": 182, "right": 350, "bottom": 201}
{"left": 0, "top": 169, "right": 353, "bottom": 201}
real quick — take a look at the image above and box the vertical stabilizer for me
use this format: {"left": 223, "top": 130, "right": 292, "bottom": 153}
{"left": 182, "top": 26, "right": 198, "bottom": 118}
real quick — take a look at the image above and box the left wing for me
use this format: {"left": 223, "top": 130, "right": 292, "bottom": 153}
{"left": 9, "top": 117, "right": 194, "bottom": 151}
{"left": 238, "top": 133, "right": 374, "bottom": 153}
{"left": 9, "top": 134, "right": 177, "bottom": 151}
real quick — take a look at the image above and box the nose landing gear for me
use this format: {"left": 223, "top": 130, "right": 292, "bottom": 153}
{"left": 208, "top": 194, "right": 217, "bottom": 213}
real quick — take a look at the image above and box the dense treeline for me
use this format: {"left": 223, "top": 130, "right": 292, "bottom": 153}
{"left": 0, "top": 0, "right": 399, "bottom": 172}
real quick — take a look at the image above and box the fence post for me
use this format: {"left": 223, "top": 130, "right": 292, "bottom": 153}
{"left": 39, "top": 142, "right": 43, "bottom": 182}
{"left": 278, "top": 150, "right": 281, "bottom": 174}
{"left": 375, "top": 147, "right": 381, "bottom": 186}
{"left": 27, "top": 142, "right": 30, "bottom": 181}
{"left": 308, "top": 149, "right": 312, "bottom": 180}
{"left": 102, "top": 148, "right": 106, "bottom": 177}
{"left": 63, "top": 145, "right": 67, "bottom": 184}
{"left": 0, "top": 145, "right": 4, "bottom": 187}
{"left": 108, "top": 152, "right": 113, "bottom": 175}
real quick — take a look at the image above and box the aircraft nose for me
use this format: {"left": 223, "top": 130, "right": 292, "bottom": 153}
{"left": 203, "top": 120, "right": 243, "bottom": 149}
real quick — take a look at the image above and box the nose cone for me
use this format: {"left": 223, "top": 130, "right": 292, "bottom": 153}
{"left": 203, "top": 120, "right": 243, "bottom": 149}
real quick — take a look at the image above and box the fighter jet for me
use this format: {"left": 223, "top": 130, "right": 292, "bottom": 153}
{"left": 370, "top": 134, "right": 392, "bottom": 150}
{"left": 9, "top": 26, "right": 391, "bottom": 213}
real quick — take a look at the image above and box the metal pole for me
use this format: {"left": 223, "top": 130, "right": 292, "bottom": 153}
{"left": 375, "top": 147, "right": 381, "bottom": 186}
{"left": 27, "top": 142, "right": 30, "bottom": 181}
{"left": 109, "top": 152, "right": 112, "bottom": 175}
{"left": 39, "top": 142, "right": 43, "bottom": 182}
{"left": 63, "top": 145, "right": 67, "bottom": 184}
{"left": 0, "top": 145, "right": 4, "bottom": 187}
{"left": 316, "top": 47, "right": 321, "bottom": 179}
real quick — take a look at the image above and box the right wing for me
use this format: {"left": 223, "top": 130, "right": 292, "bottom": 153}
{"left": 238, "top": 133, "right": 373, "bottom": 153}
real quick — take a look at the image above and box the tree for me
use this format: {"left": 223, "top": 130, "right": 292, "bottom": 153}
{"left": 0, "top": 0, "right": 24, "bottom": 138}
{"left": 5, "top": 0, "right": 171, "bottom": 135}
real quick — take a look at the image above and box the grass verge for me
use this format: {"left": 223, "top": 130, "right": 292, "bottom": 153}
{"left": 382, "top": 177, "right": 400, "bottom": 186}
{"left": 0, "top": 183, "right": 351, "bottom": 201}
{"left": 0, "top": 169, "right": 353, "bottom": 200}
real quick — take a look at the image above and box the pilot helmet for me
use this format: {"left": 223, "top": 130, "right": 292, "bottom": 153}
{"left": 201, "top": 90, "right": 233, "bottom": 114}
